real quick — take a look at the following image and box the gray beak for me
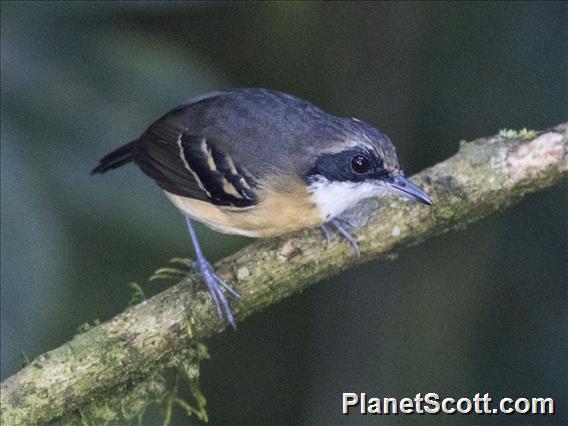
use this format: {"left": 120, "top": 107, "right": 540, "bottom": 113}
{"left": 388, "top": 175, "right": 433, "bottom": 205}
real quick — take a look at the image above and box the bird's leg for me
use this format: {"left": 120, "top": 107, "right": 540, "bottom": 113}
{"left": 185, "top": 217, "right": 240, "bottom": 329}
{"left": 320, "top": 223, "right": 332, "bottom": 245}
{"left": 321, "top": 219, "right": 360, "bottom": 256}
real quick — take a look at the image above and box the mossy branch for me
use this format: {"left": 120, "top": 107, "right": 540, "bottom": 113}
{"left": 2, "top": 123, "right": 567, "bottom": 425}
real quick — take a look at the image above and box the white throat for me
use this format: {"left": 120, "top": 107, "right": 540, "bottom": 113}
{"left": 308, "top": 178, "right": 392, "bottom": 221}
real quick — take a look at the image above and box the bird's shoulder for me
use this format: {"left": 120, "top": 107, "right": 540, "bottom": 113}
{"left": 132, "top": 94, "right": 260, "bottom": 207}
{"left": 131, "top": 88, "right": 343, "bottom": 206}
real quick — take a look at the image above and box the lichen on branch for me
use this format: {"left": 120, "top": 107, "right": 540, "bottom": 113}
{"left": 1, "top": 123, "right": 567, "bottom": 425}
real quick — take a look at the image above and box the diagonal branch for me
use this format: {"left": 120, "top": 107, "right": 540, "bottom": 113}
{"left": 2, "top": 123, "right": 567, "bottom": 425}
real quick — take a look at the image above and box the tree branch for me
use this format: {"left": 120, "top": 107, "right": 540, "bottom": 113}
{"left": 2, "top": 124, "right": 567, "bottom": 425}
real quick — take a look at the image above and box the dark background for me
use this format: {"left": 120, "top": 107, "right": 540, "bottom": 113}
{"left": 1, "top": 2, "right": 567, "bottom": 425}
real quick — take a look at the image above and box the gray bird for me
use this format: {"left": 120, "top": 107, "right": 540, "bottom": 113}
{"left": 92, "top": 88, "right": 432, "bottom": 328}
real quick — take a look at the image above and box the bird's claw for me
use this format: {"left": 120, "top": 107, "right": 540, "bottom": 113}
{"left": 320, "top": 219, "right": 360, "bottom": 256}
{"left": 191, "top": 258, "right": 240, "bottom": 329}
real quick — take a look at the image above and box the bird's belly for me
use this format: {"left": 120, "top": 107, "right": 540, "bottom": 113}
{"left": 164, "top": 191, "right": 323, "bottom": 238}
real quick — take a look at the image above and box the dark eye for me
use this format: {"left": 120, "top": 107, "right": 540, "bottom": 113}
{"left": 351, "top": 155, "right": 371, "bottom": 174}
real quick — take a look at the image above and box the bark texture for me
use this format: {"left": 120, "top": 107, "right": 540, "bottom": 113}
{"left": 2, "top": 124, "right": 567, "bottom": 425}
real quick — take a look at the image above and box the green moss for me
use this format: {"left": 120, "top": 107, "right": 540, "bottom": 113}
{"left": 148, "top": 258, "right": 191, "bottom": 283}
{"left": 76, "top": 319, "right": 101, "bottom": 334}
{"left": 499, "top": 128, "right": 537, "bottom": 139}
{"left": 128, "top": 282, "right": 146, "bottom": 307}
{"left": 59, "top": 343, "right": 209, "bottom": 426}
{"left": 20, "top": 352, "right": 30, "bottom": 368}
{"left": 4, "top": 124, "right": 566, "bottom": 426}
{"left": 1, "top": 404, "right": 29, "bottom": 426}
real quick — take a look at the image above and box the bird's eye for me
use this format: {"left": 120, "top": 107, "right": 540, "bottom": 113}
{"left": 351, "top": 155, "right": 371, "bottom": 174}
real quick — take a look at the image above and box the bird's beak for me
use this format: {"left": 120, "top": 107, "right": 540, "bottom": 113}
{"left": 388, "top": 174, "right": 433, "bottom": 206}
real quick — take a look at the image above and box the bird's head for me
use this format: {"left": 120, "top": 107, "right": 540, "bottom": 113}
{"left": 305, "top": 118, "right": 432, "bottom": 221}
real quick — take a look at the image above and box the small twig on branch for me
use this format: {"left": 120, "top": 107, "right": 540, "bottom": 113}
{"left": 1, "top": 123, "right": 567, "bottom": 425}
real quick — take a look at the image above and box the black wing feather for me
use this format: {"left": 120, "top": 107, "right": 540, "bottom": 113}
{"left": 133, "top": 112, "right": 257, "bottom": 207}
{"left": 91, "top": 140, "right": 137, "bottom": 175}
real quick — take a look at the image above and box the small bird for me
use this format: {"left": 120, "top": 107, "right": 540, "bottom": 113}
{"left": 92, "top": 88, "right": 432, "bottom": 328}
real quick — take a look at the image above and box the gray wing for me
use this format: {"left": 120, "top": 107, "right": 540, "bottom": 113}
{"left": 133, "top": 88, "right": 345, "bottom": 204}
{"left": 133, "top": 96, "right": 257, "bottom": 207}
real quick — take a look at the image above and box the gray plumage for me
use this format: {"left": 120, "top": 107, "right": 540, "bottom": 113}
{"left": 168, "top": 88, "right": 397, "bottom": 176}
{"left": 93, "top": 88, "right": 400, "bottom": 207}
{"left": 92, "top": 88, "right": 432, "bottom": 328}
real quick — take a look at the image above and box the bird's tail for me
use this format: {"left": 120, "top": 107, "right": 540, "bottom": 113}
{"left": 91, "top": 140, "right": 137, "bottom": 174}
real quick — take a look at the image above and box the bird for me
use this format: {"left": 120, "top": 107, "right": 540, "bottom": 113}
{"left": 92, "top": 88, "right": 432, "bottom": 329}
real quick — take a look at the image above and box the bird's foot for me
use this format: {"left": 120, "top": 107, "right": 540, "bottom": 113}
{"left": 320, "top": 223, "right": 333, "bottom": 245}
{"left": 320, "top": 219, "right": 360, "bottom": 256}
{"left": 191, "top": 258, "right": 241, "bottom": 329}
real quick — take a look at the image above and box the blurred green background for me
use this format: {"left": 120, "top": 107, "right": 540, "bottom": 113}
{"left": 1, "top": 1, "right": 567, "bottom": 425}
